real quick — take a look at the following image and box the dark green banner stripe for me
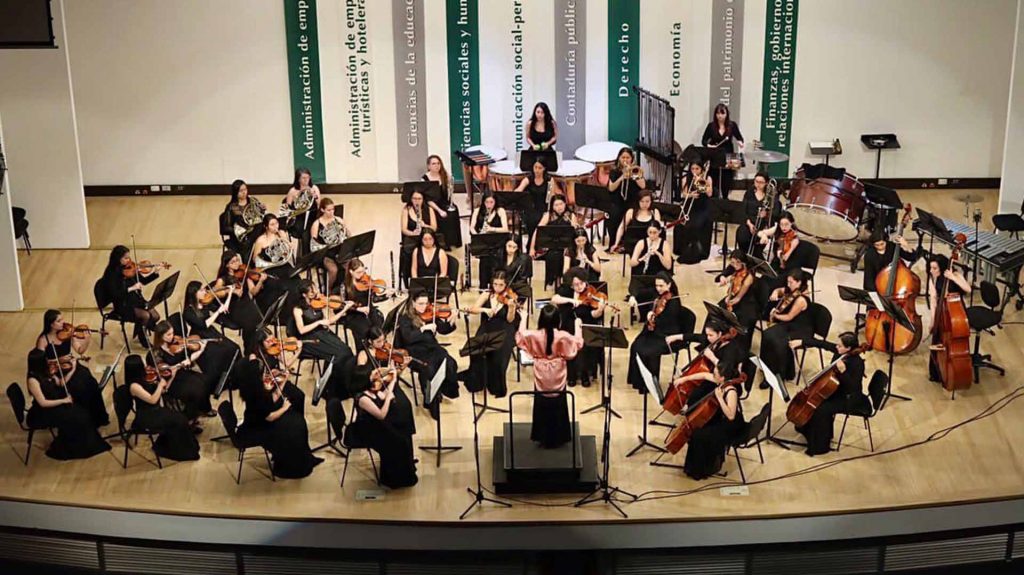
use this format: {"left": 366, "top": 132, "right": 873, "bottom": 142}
{"left": 446, "top": 0, "right": 480, "bottom": 183}
{"left": 759, "top": 0, "right": 799, "bottom": 177}
{"left": 284, "top": 0, "right": 326, "bottom": 183}
{"left": 608, "top": 0, "right": 639, "bottom": 144}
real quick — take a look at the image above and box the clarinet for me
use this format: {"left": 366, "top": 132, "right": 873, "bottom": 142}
{"left": 464, "top": 223, "right": 473, "bottom": 291}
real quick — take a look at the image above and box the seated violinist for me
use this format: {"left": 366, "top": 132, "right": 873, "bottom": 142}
{"left": 757, "top": 211, "right": 802, "bottom": 288}
{"left": 396, "top": 293, "right": 460, "bottom": 418}
{"left": 290, "top": 278, "right": 355, "bottom": 400}
{"left": 671, "top": 360, "right": 745, "bottom": 480}
{"left": 342, "top": 258, "right": 386, "bottom": 348}
{"left": 460, "top": 271, "right": 519, "bottom": 397}
{"left": 36, "top": 309, "right": 109, "bottom": 427}
{"left": 789, "top": 332, "right": 869, "bottom": 456}
{"left": 626, "top": 272, "right": 683, "bottom": 394}
{"left": 101, "top": 245, "right": 163, "bottom": 346}
{"left": 551, "top": 267, "right": 607, "bottom": 388}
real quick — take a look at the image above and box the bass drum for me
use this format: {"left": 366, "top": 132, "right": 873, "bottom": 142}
{"left": 786, "top": 165, "right": 866, "bottom": 242}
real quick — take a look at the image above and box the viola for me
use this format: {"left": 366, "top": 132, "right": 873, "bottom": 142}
{"left": 786, "top": 344, "right": 868, "bottom": 427}
{"left": 122, "top": 259, "right": 171, "bottom": 278}
{"left": 262, "top": 336, "right": 313, "bottom": 356}
{"left": 167, "top": 335, "right": 218, "bottom": 355}
{"left": 55, "top": 322, "right": 108, "bottom": 342}
{"left": 310, "top": 294, "right": 347, "bottom": 311}
{"left": 864, "top": 205, "right": 922, "bottom": 354}
{"left": 934, "top": 234, "right": 973, "bottom": 393}
{"left": 647, "top": 292, "right": 671, "bottom": 331}
{"left": 420, "top": 303, "right": 453, "bottom": 322}
{"left": 47, "top": 356, "right": 75, "bottom": 376}
{"left": 156, "top": 362, "right": 175, "bottom": 379}
{"left": 232, "top": 265, "right": 266, "bottom": 282}
{"left": 372, "top": 343, "right": 426, "bottom": 368}
{"left": 354, "top": 274, "right": 388, "bottom": 296}
{"left": 665, "top": 373, "right": 747, "bottom": 454}
{"left": 198, "top": 286, "right": 233, "bottom": 306}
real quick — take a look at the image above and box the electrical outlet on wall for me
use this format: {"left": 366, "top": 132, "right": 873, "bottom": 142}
{"left": 938, "top": 178, "right": 948, "bottom": 185}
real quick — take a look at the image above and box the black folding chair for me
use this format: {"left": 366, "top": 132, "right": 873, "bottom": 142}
{"left": 6, "top": 382, "right": 56, "bottom": 466}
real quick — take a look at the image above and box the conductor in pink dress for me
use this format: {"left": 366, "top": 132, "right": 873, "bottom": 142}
{"left": 515, "top": 304, "right": 584, "bottom": 448}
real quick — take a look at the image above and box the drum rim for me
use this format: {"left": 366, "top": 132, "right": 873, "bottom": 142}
{"left": 788, "top": 203, "right": 860, "bottom": 241}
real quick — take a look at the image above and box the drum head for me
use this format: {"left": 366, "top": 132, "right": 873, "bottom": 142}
{"left": 789, "top": 205, "right": 860, "bottom": 242}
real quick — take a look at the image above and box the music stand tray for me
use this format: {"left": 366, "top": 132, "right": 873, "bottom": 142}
{"left": 494, "top": 191, "right": 534, "bottom": 213}
{"left": 519, "top": 149, "right": 559, "bottom": 173}
{"left": 328, "top": 230, "right": 376, "bottom": 264}
{"left": 408, "top": 277, "right": 454, "bottom": 301}
{"left": 402, "top": 181, "right": 443, "bottom": 204}
{"left": 535, "top": 226, "right": 576, "bottom": 254}
{"left": 148, "top": 270, "right": 181, "bottom": 316}
{"left": 469, "top": 232, "right": 510, "bottom": 259}
{"left": 575, "top": 184, "right": 615, "bottom": 214}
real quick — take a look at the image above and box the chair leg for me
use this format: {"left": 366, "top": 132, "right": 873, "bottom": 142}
{"left": 120, "top": 322, "right": 132, "bottom": 354}
{"left": 368, "top": 449, "right": 379, "bottom": 484}
{"left": 755, "top": 439, "right": 765, "bottom": 464}
{"left": 836, "top": 415, "right": 849, "bottom": 452}
{"left": 150, "top": 435, "right": 163, "bottom": 469}
{"left": 734, "top": 448, "right": 747, "bottom": 484}
{"left": 24, "top": 429, "right": 34, "bottom": 466}
{"left": 340, "top": 448, "right": 352, "bottom": 487}
{"left": 866, "top": 418, "right": 874, "bottom": 452}
{"left": 236, "top": 447, "right": 245, "bottom": 484}
{"left": 123, "top": 439, "right": 130, "bottom": 469}
{"left": 264, "top": 448, "right": 276, "bottom": 481}
{"left": 100, "top": 317, "right": 107, "bottom": 350}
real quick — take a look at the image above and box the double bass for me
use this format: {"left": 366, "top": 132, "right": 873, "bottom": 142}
{"left": 864, "top": 205, "right": 922, "bottom": 354}
{"left": 664, "top": 372, "right": 747, "bottom": 454}
{"left": 786, "top": 344, "right": 868, "bottom": 427}
{"left": 661, "top": 329, "right": 737, "bottom": 415}
{"left": 933, "top": 234, "right": 973, "bottom": 392}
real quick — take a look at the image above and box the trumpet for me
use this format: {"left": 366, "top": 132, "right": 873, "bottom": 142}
{"left": 629, "top": 165, "right": 645, "bottom": 180}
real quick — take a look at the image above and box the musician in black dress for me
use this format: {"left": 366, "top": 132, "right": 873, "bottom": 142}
{"left": 757, "top": 211, "right": 803, "bottom": 289}
{"left": 460, "top": 271, "right": 519, "bottom": 397}
{"left": 214, "top": 250, "right": 264, "bottom": 348}
{"left": 551, "top": 267, "right": 607, "bottom": 388}
{"left": 736, "top": 173, "right": 781, "bottom": 255}
{"left": 524, "top": 101, "right": 558, "bottom": 150}
{"left": 35, "top": 309, "right": 109, "bottom": 427}
{"left": 341, "top": 258, "right": 385, "bottom": 349}
{"left": 151, "top": 320, "right": 213, "bottom": 430}
{"left": 717, "top": 251, "right": 758, "bottom": 339}
{"left": 564, "top": 228, "right": 603, "bottom": 283}
{"left": 927, "top": 254, "right": 972, "bottom": 383}
{"left": 183, "top": 281, "right": 241, "bottom": 390}
{"left": 251, "top": 213, "right": 301, "bottom": 315}
{"left": 469, "top": 193, "right": 509, "bottom": 288}
{"left": 673, "top": 360, "right": 745, "bottom": 480}
{"left": 675, "top": 160, "right": 714, "bottom": 264}
{"left": 701, "top": 103, "right": 745, "bottom": 197}
{"left": 495, "top": 235, "right": 533, "bottom": 296}
{"left": 606, "top": 147, "right": 647, "bottom": 245}
{"left": 515, "top": 160, "right": 561, "bottom": 249}
{"left": 760, "top": 270, "right": 813, "bottom": 382}
{"left": 24, "top": 349, "right": 111, "bottom": 460}
{"left": 224, "top": 179, "right": 265, "bottom": 257}
{"left": 101, "top": 245, "right": 161, "bottom": 346}
{"left": 629, "top": 221, "right": 673, "bottom": 318}
{"left": 280, "top": 167, "right": 322, "bottom": 241}
{"left": 612, "top": 190, "right": 662, "bottom": 253}
{"left": 290, "top": 279, "right": 355, "bottom": 400}
{"left": 530, "top": 194, "right": 578, "bottom": 289}
{"left": 309, "top": 197, "right": 350, "bottom": 293}
{"left": 399, "top": 189, "right": 437, "bottom": 288}
{"left": 236, "top": 358, "right": 323, "bottom": 478}
{"left": 627, "top": 272, "right": 684, "bottom": 393}
{"left": 411, "top": 228, "right": 449, "bottom": 282}
{"left": 124, "top": 354, "right": 199, "bottom": 461}
{"left": 863, "top": 228, "right": 917, "bottom": 291}
{"left": 424, "top": 154, "right": 463, "bottom": 250}
{"left": 396, "top": 294, "right": 460, "bottom": 417}
{"left": 789, "top": 332, "right": 869, "bottom": 456}
{"left": 348, "top": 353, "right": 418, "bottom": 489}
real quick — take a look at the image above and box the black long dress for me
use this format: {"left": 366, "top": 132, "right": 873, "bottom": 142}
{"left": 556, "top": 284, "right": 603, "bottom": 385}
{"left": 627, "top": 298, "right": 683, "bottom": 393}
{"left": 630, "top": 238, "right": 670, "bottom": 318}
{"left": 399, "top": 207, "right": 429, "bottom": 288}
{"left": 793, "top": 340, "right": 869, "bottom": 455}
{"left": 701, "top": 121, "right": 744, "bottom": 197}
{"left": 103, "top": 267, "right": 159, "bottom": 329}
{"left": 217, "top": 271, "right": 263, "bottom": 347}
{"left": 184, "top": 306, "right": 241, "bottom": 392}
{"left": 26, "top": 377, "right": 111, "bottom": 460}
{"left": 153, "top": 346, "right": 211, "bottom": 420}
{"left": 254, "top": 239, "right": 301, "bottom": 316}
{"left": 675, "top": 178, "right": 713, "bottom": 264}
{"left": 348, "top": 368, "right": 418, "bottom": 489}
{"left": 465, "top": 297, "right": 518, "bottom": 398}
{"left": 423, "top": 174, "right": 463, "bottom": 249}
{"left": 41, "top": 338, "right": 109, "bottom": 427}
{"left": 131, "top": 381, "right": 200, "bottom": 461}
{"left": 396, "top": 314, "right": 459, "bottom": 418}
{"left": 683, "top": 385, "right": 744, "bottom": 480}
{"left": 415, "top": 247, "right": 443, "bottom": 279}
{"left": 471, "top": 210, "right": 505, "bottom": 288}
{"left": 523, "top": 176, "right": 550, "bottom": 249}
{"left": 606, "top": 169, "right": 640, "bottom": 246}
{"left": 863, "top": 243, "right": 919, "bottom": 291}
{"left": 735, "top": 188, "right": 781, "bottom": 254}
{"left": 240, "top": 382, "right": 322, "bottom": 478}
{"left": 293, "top": 305, "right": 354, "bottom": 400}
{"left": 343, "top": 285, "right": 385, "bottom": 350}
{"left": 759, "top": 294, "right": 814, "bottom": 381}
{"left": 540, "top": 214, "right": 573, "bottom": 288}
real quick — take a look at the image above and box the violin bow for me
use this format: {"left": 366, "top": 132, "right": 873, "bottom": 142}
{"left": 193, "top": 262, "right": 229, "bottom": 309}
{"left": 129, "top": 234, "right": 144, "bottom": 287}
{"left": 47, "top": 339, "right": 72, "bottom": 399}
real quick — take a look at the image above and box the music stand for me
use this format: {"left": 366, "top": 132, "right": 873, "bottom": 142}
{"left": 459, "top": 329, "right": 509, "bottom": 421}
{"left": 420, "top": 359, "right": 462, "bottom": 467}
{"left": 408, "top": 277, "right": 454, "bottom": 302}
{"left": 326, "top": 230, "right": 376, "bottom": 266}
{"left": 519, "top": 149, "right": 558, "bottom": 173}
{"left": 493, "top": 191, "right": 533, "bottom": 237}
{"left": 703, "top": 300, "right": 747, "bottom": 336}
{"left": 627, "top": 275, "right": 658, "bottom": 320}
{"left": 534, "top": 225, "right": 576, "bottom": 257}
{"left": 311, "top": 355, "right": 335, "bottom": 407}
{"left": 213, "top": 349, "right": 239, "bottom": 399}
{"left": 401, "top": 181, "right": 443, "bottom": 204}
{"left": 97, "top": 345, "right": 127, "bottom": 392}
{"left": 865, "top": 291, "right": 915, "bottom": 409}
{"left": 575, "top": 323, "right": 635, "bottom": 517}
{"left": 625, "top": 353, "right": 667, "bottom": 457}
{"left": 860, "top": 133, "right": 900, "bottom": 179}
{"left": 289, "top": 244, "right": 334, "bottom": 280}
{"left": 255, "top": 293, "right": 289, "bottom": 336}
{"left": 711, "top": 198, "right": 747, "bottom": 271}
{"left": 748, "top": 254, "right": 778, "bottom": 280}
{"left": 574, "top": 184, "right": 615, "bottom": 241}
{"left": 146, "top": 270, "right": 180, "bottom": 319}
{"left": 653, "top": 201, "right": 682, "bottom": 222}
{"left": 748, "top": 355, "right": 794, "bottom": 450}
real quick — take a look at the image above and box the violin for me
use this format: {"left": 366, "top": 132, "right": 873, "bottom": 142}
{"left": 262, "top": 336, "right": 314, "bottom": 356}
{"left": 156, "top": 362, "right": 175, "bottom": 379}
{"left": 47, "top": 356, "right": 76, "bottom": 376}
{"left": 263, "top": 368, "right": 288, "bottom": 388}
{"left": 786, "top": 344, "right": 869, "bottom": 427}
{"left": 775, "top": 229, "right": 797, "bottom": 263}
{"left": 198, "top": 285, "right": 233, "bottom": 306}
{"left": 661, "top": 330, "right": 736, "bottom": 415}
{"left": 578, "top": 285, "right": 618, "bottom": 311}
{"left": 354, "top": 274, "right": 388, "bottom": 296}
{"left": 122, "top": 259, "right": 172, "bottom": 278}
{"left": 232, "top": 265, "right": 266, "bottom": 282}
{"left": 725, "top": 268, "right": 748, "bottom": 311}
{"left": 167, "top": 335, "right": 219, "bottom": 354}
{"left": 144, "top": 366, "right": 159, "bottom": 383}
{"left": 372, "top": 342, "right": 426, "bottom": 368}
{"left": 647, "top": 292, "right": 671, "bottom": 331}
{"left": 665, "top": 373, "right": 747, "bottom": 454}
{"left": 310, "top": 294, "right": 348, "bottom": 311}
{"left": 496, "top": 287, "right": 523, "bottom": 309}
{"left": 55, "top": 322, "right": 108, "bottom": 342}
{"left": 420, "top": 303, "right": 453, "bottom": 322}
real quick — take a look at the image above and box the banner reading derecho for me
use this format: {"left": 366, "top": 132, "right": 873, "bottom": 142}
{"left": 446, "top": 0, "right": 480, "bottom": 182}
{"left": 555, "top": 0, "right": 585, "bottom": 154}
{"left": 759, "top": 0, "right": 798, "bottom": 177}
{"left": 392, "top": 0, "right": 429, "bottom": 181}
{"left": 608, "top": 0, "right": 639, "bottom": 145}
{"left": 284, "top": 0, "right": 326, "bottom": 183}
{"left": 710, "top": 0, "right": 744, "bottom": 122}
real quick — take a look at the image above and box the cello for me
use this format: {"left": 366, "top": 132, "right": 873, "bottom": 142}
{"left": 864, "top": 205, "right": 922, "bottom": 354}
{"left": 933, "top": 234, "right": 973, "bottom": 392}
{"left": 664, "top": 372, "right": 747, "bottom": 454}
{"left": 786, "top": 344, "right": 868, "bottom": 427}
{"left": 661, "top": 329, "right": 737, "bottom": 415}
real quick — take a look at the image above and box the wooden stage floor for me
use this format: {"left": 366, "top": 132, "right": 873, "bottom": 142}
{"left": 1, "top": 189, "right": 1022, "bottom": 525}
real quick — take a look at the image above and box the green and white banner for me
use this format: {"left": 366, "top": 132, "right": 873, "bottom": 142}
{"left": 607, "top": 0, "right": 639, "bottom": 145}
{"left": 283, "top": 0, "right": 326, "bottom": 183}
{"left": 759, "top": 0, "right": 799, "bottom": 177}
{"left": 392, "top": 0, "right": 429, "bottom": 181}
{"left": 554, "top": 0, "right": 586, "bottom": 153}
{"left": 710, "top": 0, "right": 744, "bottom": 122}
{"left": 446, "top": 0, "right": 480, "bottom": 181}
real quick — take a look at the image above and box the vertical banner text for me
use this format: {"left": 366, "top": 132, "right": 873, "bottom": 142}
{"left": 284, "top": 0, "right": 326, "bottom": 182}
{"left": 392, "top": 0, "right": 428, "bottom": 180}
{"left": 446, "top": 0, "right": 480, "bottom": 181}
{"left": 555, "top": 0, "right": 586, "bottom": 153}
{"left": 607, "top": 0, "right": 639, "bottom": 144}
{"left": 710, "top": 0, "right": 744, "bottom": 122}
{"left": 759, "top": 0, "right": 798, "bottom": 177}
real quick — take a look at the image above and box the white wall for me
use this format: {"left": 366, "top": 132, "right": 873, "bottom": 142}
{"left": 786, "top": 0, "right": 1015, "bottom": 178}
{"left": 0, "top": 0, "right": 89, "bottom": 249}
{"left": 63, "top": 0, "right": 293, "bottom": 185}
{"left": 0, "top": 114, "right": 25, "bottom": 311}
{"left": 1001, "top": 0, "right": 1024, "bottom": 213}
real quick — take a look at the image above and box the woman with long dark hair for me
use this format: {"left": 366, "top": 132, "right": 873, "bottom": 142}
{"left": 399, "top": 189, "right": 438, "bottom": 288}
{"left": 516, "top": 304, "right": 583, "bottom": 448}
{"left": 35, "top": 309, "right": 109, "bottom": 427}
{"left": 280, "top": 167, "right": 322, "bottom": 240}
{"left": 101, "top": 245, "right": 161, "bottom": 345}
{"left": 525, "top": 102, "right": 558, "bottom": 151}
{"left": 125, "top": 354, "right": 200, "bottom": 461}
{"left": 290, "top": 278, "right": 354, "bottom": 400}
{"left": 701, "top": 103, "right": 745, "bottom": 197}
{"left": 250, "top": 213, "right": 301, "bottom": 314}
{"left": 494, "top": 234, "right": 532, "bottom": 295}
{"left": 672, "top": 360, "right": 745, "bottom": 479}
{"left": 214, "top": 249, "right": 264, "bottom": 348}
{"left": 470, "top": 192, "right": 509, "bottom": 288}
{"left": 606, "top": 147, "right": 646, "bottom": 242}
{"left": 151, "top": 320, "right": 212, "bottom": 431}
{"left": 550, "top": 267, "right": 607, "bottom": 388}
{"left": 515, "top": 160, "right": 561, "bottom": 249}
{"left": 423, "top": 154, "right": 463, "bottom": 250}
{"left": 531, "top": 194, "right": 578, "bottom": 289}
{"left": 760, "top": 269, "right": 813, "bottom": 382}
{"left": 674, "top": 160, "right": 714, "bottom": 264}
{"left": 411, "top": 228, "right": 449, "bottom": 280}
{"left": 182, "top": 280, "right": 241, "bottom": 390}
{"left": 459, "top": 270, "right": 519, "bottom": 398}
{"left": 611, "top": 190, "right": 662, "bottom": 253}
{"left": 225, "top": 179, "right": 265, "bottom": 256}
{"left": 24, "top": 349, "right": 111, "bottom": 460}
{"left": 926, "top": 254, "right": 972, "bottom": 383}
{"left": 626, "top": 272, "right": 684, "bottom": 394}
{"left": 396, "top": 292, "right": 459, "bottom": 418}
{"left": 563, "top": 228, "right": 603, "bottom": 283}
{"left": 342, "top": 257, "right": 385, "bottom": 348}
{"left": 309, "top": 197, "right": 350, "bottom": 293}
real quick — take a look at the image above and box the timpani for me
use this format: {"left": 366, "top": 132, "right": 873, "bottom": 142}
{"left": 487, "top": 160, "right": 525, "bottom": 192}
{"left": 552, "top": 159, "right": 596, "bottom": 206}
{"left": 574, "top": 141, "right": 628, "bottom": 187}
